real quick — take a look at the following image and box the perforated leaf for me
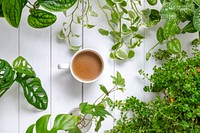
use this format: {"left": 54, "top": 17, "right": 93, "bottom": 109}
{"left": 16, "top": 73, "right": 48, "bottom": 110}
{"left": 38, "top": 0, "right": 77, "bottom": 12}
{"left": 0, "top": 59, "right": 15, "bottom": 97}
{"left": 13, "top": 56, "right": 36, "bottom": 77}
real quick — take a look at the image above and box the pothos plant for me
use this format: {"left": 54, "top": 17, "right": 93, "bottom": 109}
{"left": 106, "top": 48, "right": 200, "bottom": 132}
{"left": 0, "top": 56, "right": 48, "bottom": 110}
{"left": 58, "top": 0, "right": 159, "bottom": 60}
{"left": 26, "top": 72, "right": 125, "bottom": 133}
{"left": 0, "top": 0, "right": 77, "bottom": 28}
{"left": 145, "top": 0, "right": 200, "bottom": 60}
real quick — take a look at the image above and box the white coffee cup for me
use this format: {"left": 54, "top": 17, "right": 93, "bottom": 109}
{"left": 58, "top": 48, "right": 104, "bottom": 83}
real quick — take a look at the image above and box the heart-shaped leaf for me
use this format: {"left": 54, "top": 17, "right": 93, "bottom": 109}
{"left": 28, "top": 9, "right": 57, "bottom": 28}
{"left": 13, "top": 56, "right": 36, "bottom": 77}
{"left": 16, "top": 73, "right": 48, "bottom": 110}
{"left": 193, "top": 8, "right": 200, "bottom": 31}
{"left": 167, "top": 38, "right": 181, "bottom": 54}
{"left": 0, "top": 59, "right": 15, "bottom": 97}
{"left": 2, "top": 0, "right": 27, "bottom": 27}
{"left": 38, "top": 0, "right": 77, "bottom": 12}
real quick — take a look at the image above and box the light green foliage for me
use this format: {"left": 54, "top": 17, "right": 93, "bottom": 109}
{"left": 0, "top": 56, "right": 48, "bottom": 110}
{"left": 108, "top": 52, "right": 200, "bottom": 132}
{"left": 59, "top": 0, "right": 144, "bottom": 60}
{"left": 146, "top": 0, "right": 200, "bottom": 60}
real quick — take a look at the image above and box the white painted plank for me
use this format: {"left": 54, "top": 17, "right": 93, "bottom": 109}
{"left": 18, "top": 5, "right": 51, "bottom": 133}
{"left": 83, "top": 1, "right": 115, "bottom": 132}
{"left": 0, "top": 19, "right": 19, "bottom": 133}
{"left": 51, "top": 10, "right": 82, "bottom": 125}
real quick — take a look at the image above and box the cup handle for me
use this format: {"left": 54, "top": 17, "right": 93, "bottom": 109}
{"left": 58, "top": 63, "right": 70, "bottom": 69}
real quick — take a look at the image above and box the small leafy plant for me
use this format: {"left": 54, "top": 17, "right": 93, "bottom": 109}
{"left": 145, "top": 0, "right": 200, "bottom": 60}
{"left": 107, "top": 51, "right": 200, "bottom": 132}
{"left": 58, "top": 0, "right": 146, "bottom": 60}
{"left": 26, "top": 72, "right": 125, "bottom": 133}
{"left": 0, "top": 0, "right": 77, "bottom": 28}
{"left": 0, "top": 56, "right": 48, "bottom": 110}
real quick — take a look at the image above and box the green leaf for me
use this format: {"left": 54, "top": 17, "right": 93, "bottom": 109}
{"left": 79, "top": 102, "right": 94, "bottom": 115}
{"left": 38, "top": 0, "right": 77, "bottom": 12}
{"left": 183, "top": 21, "right": 197, "bottom": 33}
{"left": 135, "top": 34, "right": 144, "bottom": 39}
{"left": 193, "top": 8, "right": 200, "bottom": 31}
{"left": 128, "top": 50, "right": 135, "bottom": 59}
{"left": 194, "top": 0, "right": 200, "bottom": 6}
{"left": 110, "top": 52, "right": 116, "bottom": 59}
{"left": 147, "top": 0, "right": 157, "bottom": 6}
{"left": 28, "top": 9, "right": 57, "bottom": 28}
{"left": 146, "top": 52, "right": 151, "bottom": 61}
{"left": 111, "top": 10, "right": 120, "bottom": 22}
{"left": 85, "top": 24, "right": 95, "bottom": 29}
{"left": 111, "top": 71, "right": 125, "bottom": 87}
{"left": 142, "top": 8, "right": 151, "bottom": 18}
{"left": 0, "top": 4, "right": 4, "bottom": 17}
{"left": 95, "top": 117, "right": 104, "bottom": 132}
{"left": 92, "top": 105, "right": 112, "bottom": 117}
{"left": 0, "top": 59, "right": 15, "bottom": 97}
{"left": 167, "top": 38, "right": 181, "bottom": 54}
{"left": 115, "top": 49, "right": 128, "bottom": 60}
{"left": 100, "top": 84, "right": 109, "bottom": 95}
{"left": 112, "top": 42, "right": 121, "bottom": 50}
{"left": 157, "top": 27, "right": 164, "bottom": 43}
{"left": 13, "top": 56, "right": 36, "bottom": 77}
{"left": 36, "top": 114, "right": 51, "bottom": 133}
{"left": 2, "top": 0, "right": 26, "bottom": 27}
{"left": 68, "top": 126, "right": 82, "bottom": 133}
{"left": 69, "top": 45, "right": 81, "bottom": 51}
{"left": 52, "top": 114, "right": 80, "bottom": 131}
{"left": 57, "top": 29, "right": 66, "bottom": 40}
{"left": 26, "top": 114, "right": 80, "bottom": 133}
{"left": 105, "top": 0, "right": 115, "bottom": 7}
{"left": 89, "top": 6, "right": 98, "bottom": 17}
{"left": 16, "top": 74, "right": 48, "bottom": 110}
{"left": 98, "top": 28, "right": 109, "bottom": 36}
{"left": 26, "top": 124, "right": 35, "bottom": 133}
{"left": 128, "top": 10, "right": 136, "bottom": 19}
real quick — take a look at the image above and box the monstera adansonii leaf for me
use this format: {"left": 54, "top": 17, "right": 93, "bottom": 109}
{"left": 13, "top": 56, "right": 48, "bottom": 110}
{"left": 0, "top": 59, "right": 15, "bottom": 97}
{"left": 26, "top": 114, "right": 81, "bottom": 133}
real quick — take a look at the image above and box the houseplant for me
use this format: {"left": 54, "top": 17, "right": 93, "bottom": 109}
{"left": 26, "top": 72, "right": 125, "bottom": 133}
{"left": 0, "top": 56, "right": 48, "bottom": 110}
{"left": 106, "top": 48, "right": 200, "bottom": 132}
{"left": 0, "top": 0, "right": 77, "bottom": 28}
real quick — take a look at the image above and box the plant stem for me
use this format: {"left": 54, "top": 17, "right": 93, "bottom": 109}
{"left": 97, "top": 0, "right": 115, "bottom": 31}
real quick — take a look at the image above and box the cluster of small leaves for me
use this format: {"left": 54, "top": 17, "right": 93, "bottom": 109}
{"left": 0, "top": 0, "right": 77, "bottom": 28}
{"left": 26, "top": 72, "right": 125, "bottom": 133}
{"left": 0, "top": 56, "right": 48, "bottom": 110}
{"left": 107, "top": 54, "right": 200, "bottom": 132}
{"left": 97, "top": 0, "right": 144, "bottom": 60}
{"left": 145, "top": 0, "right": 200, "bottom": 60}
{"left": 58, "top": 0, "right": 145, "bottom": 60}
{"left": 58, "top": 0, "right": 99, "bottom": 51}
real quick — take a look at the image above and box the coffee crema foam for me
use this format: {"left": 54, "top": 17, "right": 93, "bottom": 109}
{"left": 72, "top": 51, "right": 103, "bottom": 81}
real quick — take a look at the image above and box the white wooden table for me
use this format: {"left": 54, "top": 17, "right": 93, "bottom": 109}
{"left": 0, "top": 1, "right": 196, "bottom": 133}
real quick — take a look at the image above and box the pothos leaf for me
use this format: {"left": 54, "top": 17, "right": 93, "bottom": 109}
{"left": 26, "top": 114, "right": 80, "bottom": 133}
{"left": 16, "top": 73, "right": 48, "bottom": 110}
{"left": 28, "top": 9, "right": 57, "bottom": 28}
{"left": 193, "top": 8, "right": 200, "bottom": 31}
{"left": 115, "top": 49, "right": 128, "bottom": 60}
{"left": 13, "top": 56, "right": 36, "bottom": 77}
{"left": 0, "top": 59, "right": 15, "bottom": 97}
{"left": 69, "top": 44, "right": 81, "bottom": 51}
{"left": 38, "top": 0, "right": 77, "bottom": 12}
{"left": 2, "top": 0, "right": 27, "bottom": 27}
